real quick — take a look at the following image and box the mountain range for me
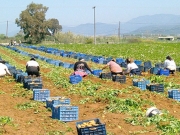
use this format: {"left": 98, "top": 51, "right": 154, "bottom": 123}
{"left": 3, "top": 14, "right": 180, "bottom": 37}
{"left": 62, "top": 14, "right": 180, "bottom": 36}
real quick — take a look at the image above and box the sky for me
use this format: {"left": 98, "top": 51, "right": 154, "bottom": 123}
{"left": 0, "top": 0, "right": 180, "bottom": 35}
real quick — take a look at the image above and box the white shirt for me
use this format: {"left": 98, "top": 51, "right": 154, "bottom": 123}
{"left": 26, "top": 60, "right": 39, "bottom": 67}
{"left": 127, "top": 62, "right": 138, "bottom": 72}
{"left": 164, "top": 59, "right": 176, "bottom": 70}
{"left": 0, "top": 63, "right": 11, "bottom": 76}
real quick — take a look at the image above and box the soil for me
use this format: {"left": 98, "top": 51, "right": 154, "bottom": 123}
{"left": 0, "top": 46, "right": 180, "bottom": 135}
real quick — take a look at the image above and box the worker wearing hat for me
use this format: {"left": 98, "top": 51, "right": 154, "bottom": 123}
{"left": 102, "top": 58, "right": 123, "bottom": 75}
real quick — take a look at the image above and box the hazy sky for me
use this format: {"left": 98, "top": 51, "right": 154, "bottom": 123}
{"left": 0, "top": 0, "right": 180, "bottom": 35}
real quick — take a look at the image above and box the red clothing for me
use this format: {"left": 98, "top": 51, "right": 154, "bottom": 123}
{"left": 107, "top": 61, "right": 122, "bottom": 73}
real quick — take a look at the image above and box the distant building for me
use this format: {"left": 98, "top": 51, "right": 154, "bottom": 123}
{"left": 158, "top": 36, "right": 174, "bottom": 41}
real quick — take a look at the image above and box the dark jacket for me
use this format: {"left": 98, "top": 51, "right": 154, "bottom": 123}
{"left": 74, "top": 61, "right": 92, "bottom": 73}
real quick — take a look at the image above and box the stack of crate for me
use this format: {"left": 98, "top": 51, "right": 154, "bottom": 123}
{"left": 46, "top": 96, "right": 78, "bottom": 122}
{"left": 23, "top": 76, "right": 43, "bottom": 90}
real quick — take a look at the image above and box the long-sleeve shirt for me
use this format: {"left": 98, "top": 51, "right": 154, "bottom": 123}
{"left": 74, "top": 61, "right": 92, "bottom": 72}
{"left": 164, "top": 59, "right": 176, "bottom": 70}
{"left": 0, "top": 63, "right": 11, "bottom": 76}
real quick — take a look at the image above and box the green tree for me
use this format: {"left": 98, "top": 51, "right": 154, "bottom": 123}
{"left": 15, "top": 2, "right": 49, "bottom": 44}
{"left": 47, "top": 18, "right": 62, "bottom": 35}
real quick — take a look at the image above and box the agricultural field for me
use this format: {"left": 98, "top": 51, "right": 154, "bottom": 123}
{"left": 0, "top": 42, "right": 180, "bottom": 135}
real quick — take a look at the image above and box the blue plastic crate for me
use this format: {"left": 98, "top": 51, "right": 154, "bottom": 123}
{"left": 146, "top": 84, "right": 164, "bottom": 93}
{"left": 116, "top": 58, "right": 124, "bottom": 64}
{"left": 33, "top": 89, "right": 50, "bottom": 102}
{"left": 52, "top": 105, "right": 79, "bottom": 122}
{"left": 46, "top": 97, "right": 70, "bottom": 109}
{"left": 23, "top": 77, "right": 42, "bottom": 88}
{"left": 155, "top": 63, "right": 164, "bottom": 68}
{"left": 120, "top": 62, "right": 127, "bottom": 68}
{"left": 27, "top": 82, "right": 43, "bottom": 90}
{"left": 168, "top": 89, "right": 180, "bottom": 101}
{"left": 98, "top": 58, "right": 105, "bottom": 64}
{"left": 13, "top": 69, "right": 23, "bottom": 78}
{"left": 112, "top": 75, "right": 126, "bottom": 83}
{"left": 144, "top": 61, "right": 152, "bottom": 69}
{"left": 99, "top": 72, "right": 112, "bottom": 79}
{"left": 62, "top": 63, "right": 71, "bottom": 68}
{"left": 134, "top": 60, "right": 142, "bottom": 66}
{"left": 150, "top": 67, "right": 159, "bottom": 75}
{"left": 102, "top": 60, "right": 108, "bottom": 64}
{"left": 69, "top": 75, "right": 82, "bottom": 84}
{"left": 16, "top": 72, "right": 28, "bottom": 83}
{"left": 138, "top": 65, "right": 144, "bottom": 72}
{"left": 92, "top": 69, "right": 102, "bottom": 77}
{"left": 133, "top": 79, "right": 150, "bottom": 90}
{"left": 76, "top": 118, "right": 107, "bottom": 135}
{"left": 158, "top": 69, "right": 169, "bottom": 76}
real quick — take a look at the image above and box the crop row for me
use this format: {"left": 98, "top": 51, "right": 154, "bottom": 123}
{"left": 1, "top": 45, "right": 180, "bottom": 134}
{"left": 36, "top": 42, "right": 180, "bottom": 65}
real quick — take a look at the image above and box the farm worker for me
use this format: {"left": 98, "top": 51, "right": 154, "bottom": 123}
{"left": 73, "top": 57, "right": 93, "bottom": 77}
{"left": 0, "top": 60, "right": 11, "bottom": 77}
{"left": 102, "top": 58, "right": 123, "bottom": 75}
{"left": 125, "top": 58, "right": 141, "bottom": 75}
{"left": 26, "top": 58, "right": 40, "bottom": 77}
{"left": 164, "top": 56, "right": 176, "bottom": 74}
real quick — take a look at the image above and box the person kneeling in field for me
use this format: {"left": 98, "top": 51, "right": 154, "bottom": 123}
{"left": 164, "top": 56, "right": 176, "bottom": 74}
{"left": 26, "top": 58, "right": 40, "bottom": 77}
{"left": 73, "top": 57, "right": 93, "bottom": 77}
{"left": 0, "top": 60, "right": 11, "bottom": 77}
{"left": 125, "top": 58, "right": 141, "bottom": 76}
{"left": 102, "top": 58, "right": 123, "bottom": 75}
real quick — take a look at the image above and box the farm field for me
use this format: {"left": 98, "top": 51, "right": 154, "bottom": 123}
{"left": 0, "top": 42, "right": 180, "bottom": 135}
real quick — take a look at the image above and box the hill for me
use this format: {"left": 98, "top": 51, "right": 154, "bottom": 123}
{"left": 62, "top": 14, "right": 180, "bottom": 36}
{"left": 2, "top": 14, "right": 180, "bottom": 36}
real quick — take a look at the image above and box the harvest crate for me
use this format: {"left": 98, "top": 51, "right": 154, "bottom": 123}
{"left": 168, "top": 89, "right": 180, "bottom": 101}
{"left": 158, "top": 69, "right": 169, "bottom": 76}
{"left": 92, "top": 69, "right": 102, "bottom": 77}
{"left": 138, "top": 65, "right": 144, "bottom": 72}
{"left": 13, "top": 69, "right": 23, "bottom": 78}
{"left": 150, "top": 67, "right": 159, "bottom": 75}
{"left": 112, "top": 75, "right": 126, "bottom": 83}
{"left": 144, "top": 61, "right": 152, "bottom": 69}
{"left": 23, "top": 77, "right": 42, "bottom": 88}
{"left": 69, "top": 75, "right": 82, "bottom": 84}
{"left": 120, "top": 62, "right": 127, "bottom": 68}
{"left": 155, "top": 63, "right": 164, "bottom": 68}
{"left": 76, "top": 118, "right": 107, "bottom": 135}
{"left": 99, "top": 72, "right": 112, "bottom": 79}
{"left": 134, "top": 60, "right": 142, "bottom": 66}
{"left": 46, "top": 97, "right": 70, "bottom": 109}
{"left": 33, "top": 89, "right": 50, "bottom": 102}
{"left": 27, "top": 82, "right": 43, "bottom": 90}
{"left": 16, "top": 72, "right": 28, "bottom": 83}
{"left": 116, "top": 58, "right": 124, "bottom": 64}
{"left": 52, "top": 105, "right": 78, "bottom": 122}
{"left": 146, "top": 84, "right": 164, "bottom": 93}
{"left": 133, "top": 79, "right": 150, "bottom": 90}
